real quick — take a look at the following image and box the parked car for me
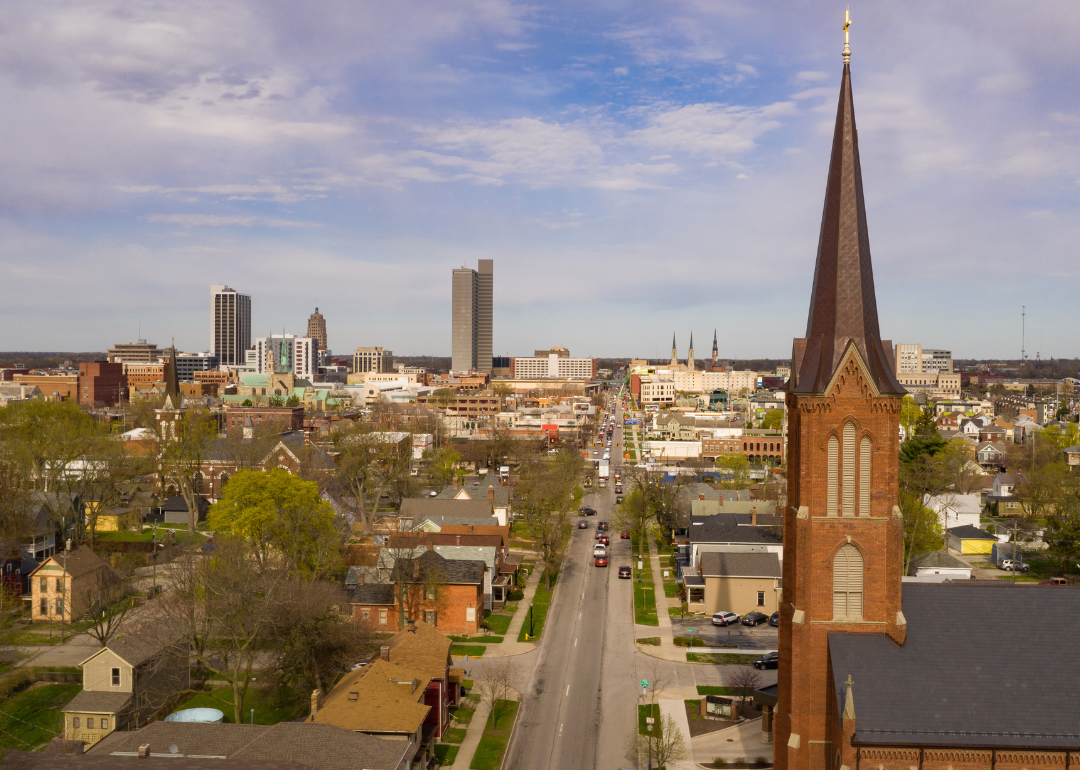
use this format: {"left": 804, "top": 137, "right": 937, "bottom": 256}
{"left": 620, "top": 531, "right": 631, "bottom": 539}
{"left": 595, "top": 555, "right": 608, "bottom": 567}
{"left": 742, "top": 611, "right": 769, "bottom": 627}
{"left": 769, "top": 612, "right": 779, "bottom": 627}
{"left": 1041, "top": 577, "right": 1068, "bottom": 585}
{"left": 711, "top": 611, "right": 740, "bottom": 627}
{"left": 753, "top": 651, "right": 779, "bottom": 670}
{"left": 618, "top": 566, "right": 632, "bottom": 579}
{"left": 1001, "top": 559, "right": 1030, "bottom": 573}
{"left": 578, "top": 520, "right": 589, "bottom": 529}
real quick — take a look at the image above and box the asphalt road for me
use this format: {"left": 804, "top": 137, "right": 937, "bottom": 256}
{"left": 499, "top": 396, "right": 776, "bottom": 770}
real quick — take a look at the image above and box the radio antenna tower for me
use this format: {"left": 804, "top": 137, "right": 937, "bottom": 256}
{"left": 1021, "top": 306, "right": 1026, "bottom": 362}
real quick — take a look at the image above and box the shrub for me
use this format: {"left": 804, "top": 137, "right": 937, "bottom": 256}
{"left": 713, "top": 759, "right": 727, "bottom": 768}
{"left": 754, "top": 757, "right": 770, "bottom": 767}
{"left": 673, "top": 636, "right": 706, "bottom": 647}
{"left": 507, "top": 588, "right": 524, "bottom": 601}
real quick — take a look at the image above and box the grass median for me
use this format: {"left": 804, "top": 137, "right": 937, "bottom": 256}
{"left": 686, "top": 652, "right": 760, "bottom": 665}
{"left": 450, "top": 635, "right": 504, "bottom": 644}
{"left": 637, "top": 703, "right": 662, "bottom": 736}
{"left": 470, "top": 699, "right": 519, "bottom": 770}
{"left": 450, "top": 644, "right": 487, "bottom": 658}
{"left": 517, "top": 570, "right": 556, "bottom": 642}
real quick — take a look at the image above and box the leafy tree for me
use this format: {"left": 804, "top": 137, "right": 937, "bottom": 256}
{"left": 208, "top": 469, "right": 340, "bottom": 576}
{"left": 899, "top": 395, "right": 921, "bottom": 439}
{"left": 429, "top": 447, "right": 462, "bottom": 488}
{"left": 898, "top": 455, "right": 947, "bottom": 572}
{"left": 760, "top": 409, "right": 783, "bottom": 431}
{"left": 285, "top": 395, "right": 302, "bottom": 407}
{"left": 936, "top": 440, "right": 982, "bottom": 494}
{"left": 331, "top": 425, "right": 413, "bottom": 534}
{"left": 269, "top": 395, "right": 286, "bottom": 407}
{"left": 159, "top": 409, "right": 219, "bottom": 534}
{"left": 1044, "top": 489, "right": 1080, "bottom": 575}
{"left": 716, "top": 453, "right": 750, "bottom": 490}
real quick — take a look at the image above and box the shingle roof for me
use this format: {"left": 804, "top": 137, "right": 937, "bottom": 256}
{"left": 88, "top": 721, "right": 412, "bottom": 769}
{"left": 434, "top": 479, "right": 510, "bottom": 506}
{"left": 947, "top": 524, "right": 997, "bottom": 540}
{"left": 829, "top": 583, "right": 1080, "bottom": 747}
{"left": 413, "top": 515, "right": 501, "bottom": 530}
{"left": 384, "top": 620, "right": 452, "bottom": 682}
{"left": 688, "top": 514, "right": 783, "bottom": 546}
{"left": 3, "top": 752, "right": 310, "bottom": 769}
{"left": 432, "top": 545, "right": 496, "bottom": 573}
{"left": 313, "top": 659, "right": 431, "bottom": 734}
{"left": 63, "top": 690, "right": 132, "bottom": 714}
{"left": 400, "top": 498, "right": 494, "bottom": 519}
{"left": 909, "top": 550, "right": 971, "bottom": 572}
{"left": 351, "top": 583, "right": 395, "bottom": 606}
{"left": 31, "top": 545, "right": 116, "bottom": 581}
{"left": 699, "top": 551, "right": 781, "bottom": 578}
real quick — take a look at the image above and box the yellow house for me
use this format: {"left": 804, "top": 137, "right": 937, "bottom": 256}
{"left": 28, "top": 545, "right": 121, "bottom": 624}
{"left": 694, "top": 551, "right": 782, "bottom": 617}
{"left": 946, "top": 525, "right": 998, "bottom": 555}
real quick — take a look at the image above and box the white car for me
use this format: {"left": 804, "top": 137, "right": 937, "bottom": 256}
{"left": 592, "top": 545, "right": 608, "bottom": 557}
{"left": 711, "top": 611, "right": 740, "bottom": 627}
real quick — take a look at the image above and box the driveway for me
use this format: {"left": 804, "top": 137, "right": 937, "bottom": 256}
{"left": 670, "top": 618, "right": 778, "bottom": 651}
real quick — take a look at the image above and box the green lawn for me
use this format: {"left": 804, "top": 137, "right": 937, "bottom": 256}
{"left": 9, "top": 632, "right": 64, "bottom": 645}
{"left": 517, "top": 571, "right": 556, "bottom": 642}
{"left": 94, "top": 530, "right": 154, "bottom": 542}
{"left": 435, "top": 744, "right": 460, "bottom": 765}
{"left": 484, "top": 614, "right": 513, "bottom": 635}
{"left": 176, "top": 685, "right": 303, "bottom": 724}
{"left": 637, "top": 703, "right": 662, "bottom": 736}
{"left": 686, "top": 653, "right": 759, "bottom": 665}
{"left": 636, "top": 637, "right": 661, "bottom": 646}
{"left": 663, "top": 582, "right": 681, "bottom": 598}
{"left": 442, "top": 727, "right": 467, "bottom": 744}
{"left": 696, "top": 685, "right": 735, "bottom": 696}
{"left": 470, "top": 699, "right": 519, "bottom": 770}
{"left": 450, "top": 705, "right": 475, "bottom": 724}
{"left": 0, "top": 683, "right": 80, "bottom": 751}
{"left": 450, "top": 636, "right": 505, "bottom": 644}
{"left": 634, "top": 578, "right": 658, "bottom": 626}
{"left": 451, "top": 645, "right": 487, "bottom": 657}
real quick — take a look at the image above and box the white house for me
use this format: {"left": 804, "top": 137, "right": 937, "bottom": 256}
{"left": 923, "top": 494, "right": 982, "bottom": 531}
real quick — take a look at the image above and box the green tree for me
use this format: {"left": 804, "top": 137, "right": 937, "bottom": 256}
{"left": 899, "top": 395, "right": 921, "bottom": 438}
{"left": 1044, "top": 489, "right": 1080, "bottom": 575}
{"left": 760, "top": 409, "right": 783, "bottom": 431}
{"left": 913, "top": 403, "right": 939, "bottom": 439}
{"left": 208, "top": 469, "right": 340, "bottom": 576}
{"left": 429, "top": 447, "right": 462, "bottom": 488}
{"left": 285, "top": 395, "right": 302, "bottom": 407}
{"left": 898, "top": 456, "right": 946, "bottom": 573}
{"left": 716, "top": 453, "right": 750, "bottom": 490}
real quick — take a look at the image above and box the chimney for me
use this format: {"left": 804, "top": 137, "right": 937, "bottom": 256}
{"left": 310, "top": 688, "right": 321, "bottom": 718}
{"left": 452, "top": 476, "right": 458, "bottom": 489}
{"left": 407, "top": 618, "right": 417, "bottom": 633}
{"left": 358, "top": 573, "right": 364, "bottom": 586}
{"left": 456, "top": 535, "right": 461, "bottom": 545}
{"left": 488, "top": 485, "right": 494, "bottom": 501}
{"left": 380, "top": 645, "right": 390, "bottom": 662}
{"left": 137, "top": 744, "right": 150, "bottom": 760}
{"left": 699, "top": 494, "right": 705, "bottom": 500}
{"left": 751, "top": 507, "right": 757, "bottom": 526}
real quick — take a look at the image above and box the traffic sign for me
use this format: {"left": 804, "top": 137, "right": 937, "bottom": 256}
{"left": 640, "top": 679, "right": 650, "bottom": 688}
{"left": 645, "top": 717, "right": 655, "bottom": 725}
{"left": 686, "top": 629, "right": 696, "bottom": 633}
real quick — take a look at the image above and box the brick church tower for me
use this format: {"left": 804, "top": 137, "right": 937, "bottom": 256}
{"left": 775, "top": 31, "right": 908, "bottom": 770}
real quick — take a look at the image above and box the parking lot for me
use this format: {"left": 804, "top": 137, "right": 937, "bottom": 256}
{"left": 670, "top": 616, "right": 779, "bottom": 649}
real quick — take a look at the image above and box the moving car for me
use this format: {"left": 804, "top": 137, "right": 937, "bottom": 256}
{"left": 769, "top": 612, "right": 780, "bottom": 627}
{"left": 618, "top": 566, "right": 632, "bottom": 579}
{"left": 581, "top": 507, "right": 597, "bottom": 516}
{"left": 753, "top": 651, "right": 779, "bottom": 670}
{"left": 597, "top": 521, "right": 609, "bottom": 531}
{"left": 593, "top": 544, "right": 608, "bottom": 557}
{"left": 595, "top": 555, "right": 608, "bottom": 567}
{"left": 598, "top": 534, "right": 610, "bottom": 545}
{"left": 615, "top": 495, "right": 623, "bottom": 504}
{"left": 711, "top": 611, "right": 740, "bottom": 627}
{"left": 742, "top": 611, "right": 769, "bottom": 627}
{"left": 578, "top": 520, "right": 589, "bottom": 529}
{"left": 1041, "top": 577, "right": 1068, "bottom": 585}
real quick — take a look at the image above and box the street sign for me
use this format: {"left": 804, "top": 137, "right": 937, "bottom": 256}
{"left": 686, "top": 629, "right": 696, "bottom": 633}
{"left": 640, "top": 679, "right": 649, "bottom": 688}
{"left": 645, "top": 717, "right": 655, "bottom": 725}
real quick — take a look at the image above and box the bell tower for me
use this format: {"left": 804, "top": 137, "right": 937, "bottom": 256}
{"left": 775, "top": 19, "right": 907, "bottom": 770}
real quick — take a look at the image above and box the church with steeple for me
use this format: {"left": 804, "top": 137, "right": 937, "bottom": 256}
{"left": 776, "top": 17, "right": 1079, "bottom": 770}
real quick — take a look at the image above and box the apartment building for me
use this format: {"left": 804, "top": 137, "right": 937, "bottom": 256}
{"left": 510, "top": 347, "right": 596, "bottom": 379}
{"left": 210, "top": 285, "right": 252, "bottom": 367}
{"left": 354, "top": 347, "right": 394, "bottom": 374}
{"left": 255, "top": 334, "right": 316, "bottom": 380}
{"left": 451, "top": 260, "right": 493, "bottom": 373}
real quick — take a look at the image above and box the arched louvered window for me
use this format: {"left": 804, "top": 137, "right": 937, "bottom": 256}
{"left": 827, "top": 436, "right": 838, "bottom": 516}
{"left": 842, "top": 422, "right": 856, "bottom": 516}
{"left": 860, "top": 436, "right": 871, "bottom": 516}
{"left": 193, "top": 471, "right": 203, "bottom": 495}
{"left": 833, "top": 544, "right": 864, "bottom": 620}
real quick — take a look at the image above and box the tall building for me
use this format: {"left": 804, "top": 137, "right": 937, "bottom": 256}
{"left": 254, "top": 334, "right": 315, "bottom": 380}
{"left": 307, "top": 307, "right": 327, "bottom": 351}
{"left": 107, "top": 340, "right": 161, "bottom": 363}
{"left": 777, "top": 43, "right": 907, "bottom": 770}
{"left": 893, "top": 343, "right": 922, "bottom": 374}
{"left": 353, "top": 347, "right": 394, "bottom": 374}
{"left": 210, "top": 285, "right": 251, "bottom": 367}
{"left": 451, "top": 260, "right": 493, "bottom": 373}
{"left": 174, "top": 352, "right": 219, "bottom": 381}
{"left": 510, "top": 347, "right": 596, "bottom": 379}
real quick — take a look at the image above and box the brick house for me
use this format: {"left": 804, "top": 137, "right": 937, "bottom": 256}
{"left": 28, "top": 546, "right": 121, "bottom": 624}
{"left": 78, "top": 362, "right": 127, "bottom": 407}
{"left": 223, "top": 406, "right": 304, "bottom": 438}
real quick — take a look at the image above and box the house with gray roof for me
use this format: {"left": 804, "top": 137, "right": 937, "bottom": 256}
{"left": 685, "top": 512, "right": 783, "bottom": 574}
{"left": 687, "top": 551, "right": 782, "bottom": 616}
{"left": 905, "top": 550, "right": 972, "bottom": 582}
{"left": 399, "top": 498, "right": 500, "bottom": 525}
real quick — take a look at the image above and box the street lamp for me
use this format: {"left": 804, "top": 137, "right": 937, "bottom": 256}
{"left": 528, "top": 601, "right": 534, "bottom": 638}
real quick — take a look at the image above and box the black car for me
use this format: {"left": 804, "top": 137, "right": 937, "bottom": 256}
{"left": 742, "top": 611, "right": 769, "bottom": 627}
{"left": 753, "top": 651, "right": 779, "bottom": 670}
{"left": 578, "top": 520, "right": 589, "bottom": 529}
{"left": 769, "top": 612, "right": 779, "bottom": 627}
{"left": 581, "top": 507, "right": 597, "bottom": 516}
{"left": 618, "top": 566, "right": 632, "bottom": 579}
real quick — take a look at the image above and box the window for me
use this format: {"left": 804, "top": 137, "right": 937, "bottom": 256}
{"left": 379, "top": 609, "right": 387, "bottom": 625}
{"left": 842, "top": 422, "right": 856, "bottom": 516}
{"left": 86, "top": 718, "right": 94, "bottom": 729}
{"left": 72, "top": 717, "right": 80, "bottom": 729}
{"left": 827, "top": 436, "right": 838, "bottom": 516}
{"left": 55, "top": 578, "right": 63, "bottom": 591}
{"left": 100, "top": 718, "right": 108, "bottom": 730}
{"left": 361, "top": 610, "right": 370, "bottom": 621}
{"left": 859, "top": 436, "right": 871, "bottom": 516}
{"left": 757, "top": 591, "right": 765, "bottom": 606}
{"left": 39, "top": 598, "right": 47, "bottom": 616}
{"left": 466, "top": 607, "right": 476, "bottom": 623}
{"left": 111, "top": 668, "right": 120, "bottom": 687}
{"left": 833, "top": 544, "right": 864, "bottom": 621}
{"left": 424, "top": 587, "right": 436, "bottom": 601}
{"left": 56, "top": 598, "right": 63, "bottom": 615}
{"left": 424, "top": 610, "right": 437, "bottom": 626}
{"left": 40, "top": 577, "right": 47, "bottom": 592}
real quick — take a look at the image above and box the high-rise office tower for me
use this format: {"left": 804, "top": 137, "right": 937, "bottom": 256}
{"left": 307, "top": 307, "right": 327, "bottom": 350}
{"left": 451, "top": 260, "right": 493, "bottom": 372}
{"left": 210, "top": 285, "right": 251, "bottom": 367}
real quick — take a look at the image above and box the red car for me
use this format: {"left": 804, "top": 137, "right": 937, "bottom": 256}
{"left": 595, "top": 556, "right": 608, "bottom": 567}
{"left": 620, "top": 531, "right": 630, "bottom": 539}
{"left": 598, "top": 534, "right": 610, "bottom": 545}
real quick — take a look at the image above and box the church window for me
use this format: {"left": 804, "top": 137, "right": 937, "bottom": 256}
{"left": 833, "top": 544, "right": 864, "bottom": 620}
{"left": 827, "top": 436, "right": 838, "bottom": 516}
{"left": 842, "top": 422, "right": 855, "bottom": 516}
{"left": 860, "top": 436, "right": 871, "bottom": 515}
{"left": 193, "top": 472, "right": 203, "bottom": 495}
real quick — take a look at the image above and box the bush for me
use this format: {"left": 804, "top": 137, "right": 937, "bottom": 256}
{"left": 673, "top": 636, "right": 706, "bottom": 648}
{"left": 754, "top": 757, "right": 770, "bottom": 767}
{"left": 507, "top": 588, "right": 524, "bottom": 601}
{"left": 713, "top": 759, "right": 727, "bottom": 768}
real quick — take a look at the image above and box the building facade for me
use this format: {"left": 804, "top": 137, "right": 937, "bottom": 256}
{"left": 307, "top": 306, "right": 327, "bottom": 350}
{"left": 354, "top": 346, "right": 394, "bottom": 374}
{"left": 210, "top": 284, "right": 252, "bottom": 367}
{"left": 78, "top": 362, "right": 127, "bottom": 406}
{"left": 451, "top": 260, "right": 493, "bottom": 372}
{"left": 107, "top": 340, "right": 161, "bottom": 363}
{"left": 174, "top": 352, "right": 219, "bottom": 381}
{"left": 510, "top": 348, "right": 596, "bottom": 379}
{"left": 254, "top": 334, "right": 316, "bottom": 380}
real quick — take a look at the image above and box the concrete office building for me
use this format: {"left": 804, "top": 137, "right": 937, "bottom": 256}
{"left": 210, "top": 285, "right": 252, "bottom": 367}
{"left": 353, "top": 347, "right": 394, "bottom": 374}
{"left": 510, "top": 347, "right": 596, "bottom": 379}
{"left": 451, "top": 260, "right": 493, "bottom": 373}
{"left": 175, "top": 352, "right": 220, "bottom": 381}
{"left": 107, "top": 340, "right": 161, "bottom": 364}
{"left": 254, "top": 334, "right": 316, "bottom": 380}
{"left": 307, "top": 307, "right": 327, "bottom": 350}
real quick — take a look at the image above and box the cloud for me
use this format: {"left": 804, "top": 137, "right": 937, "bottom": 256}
{"left": 143, "top": 214, "right": 320, "bottom": 228}
{"left": 497, "top": 42, "right": 536, "bottom": 51}
{"left": 628, "top": 101, "right": 796, "bottom": 157}
{"left": 796, "top": 71, "right": 828, "bottom": 82}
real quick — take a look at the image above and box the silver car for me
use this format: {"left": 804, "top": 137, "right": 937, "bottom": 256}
{"left": 711, "top": 611, "right": 740, "bottom": 627}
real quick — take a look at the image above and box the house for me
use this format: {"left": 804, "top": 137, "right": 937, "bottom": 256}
{"left": 379, "top": 620, "right": 462, "bottom": 739}
{"left": 958, "top": 418, "right": 982, "bottom": 439}
{"left": 28, "top": 545, "right": 121, "bottom": 624}
{"left": 686, "top": 551, "right": 782, "bottom": 616}
{"left": 400, "top": 497, "right": 502, "bottom": 526}
{"left": 986, "top": 472, "right": 1022, "bottom": 515}
{"left": 431, "top": 546, "right": 498, "bottom": 611}
{"left": 906, "top": 550, "right": 973, "bottom": 581}
{"left": 89, "top": 506, "right": 141, "bottom": 533}
{"left": 63, "top": 633, "right": 189, "bottom": 747}
{"left": 1063, "top": 445, "right": 1080, "bottom": 470}
{"left": 651, "top": 412, "right": 698, "bottom": 441}
{"left": 433, "top": 478, "right": 512, "bottom": 524}
{"left": 923, "top": 494, "right": 982, "bottom": 531}
{"left": 974, "top": 441, "right": 1007, "bottom": 470}
{"left": 1, "top": 546, "right": 39, "bottom": 599}
{"left": 684, "top": 512, "right": 783, "bottom": 574}
{"left": 690, "top": 499, "right": 777, "bottom": 519}
{"left": 74, "top": 720, "right": 416, "bottom": 769}
{"left": 351, "top": 550, "right": 484, "bottom": 635}
{"left": 978, "top": 425, "right": 1007, "bottom": 444}
{"left": 411, "top": 516, "right": 509, "bottom": 548}
{"left": 946, "top": 525, "right": 998, "bottom": 555}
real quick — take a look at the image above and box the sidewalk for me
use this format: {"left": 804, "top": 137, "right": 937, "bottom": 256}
{"left": 637, "top": 538, "right": 683, "bottom": 662}
{"left": 486, "top": 564, "right": 542, "bottom": 658}
{"left": 449, "top": 696, "right": 492, "bottom": 768}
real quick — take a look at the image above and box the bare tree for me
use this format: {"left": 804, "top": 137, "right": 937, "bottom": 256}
{"left": 331, "top": 425, "right": 412, "bottom": 534}
{"left": 159, "top": 409, "right": 218, "bottom": 534}
{"left": 77, "top": 566, "right": 131, "bottom": 648}
{"left": 635, "top": 712, "right": 688, "bottom": 770}
{"left": 474, "top": 656, "right": 521, "bottom": 730}
{"left": 727, "top": 667, "right": 763, "bottom": 704}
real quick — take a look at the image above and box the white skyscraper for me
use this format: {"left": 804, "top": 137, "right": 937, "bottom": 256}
{"left": 210, "top": 285, "right": 252, "bottom": 367}
{"left": 254, "top": 334, "right": 316, "bottom": 380}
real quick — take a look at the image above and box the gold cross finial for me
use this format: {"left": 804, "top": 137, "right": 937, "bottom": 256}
{"left": 845, "top": 674, "right": 854, "bottom": 687}
{"left": 842, "top": 8, "right": 852, "bottom": 63}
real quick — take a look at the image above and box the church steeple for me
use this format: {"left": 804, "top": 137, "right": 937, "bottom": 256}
{"left": 162, "top": 338, "right": 182, "bottom": 410}
{"left": 687, "top": 332, "right": 695, "bottom": 371}
{"left": 670, "top": 332, "right": 678, "bottom": 367}
{"left": 789, "top": 57, "right": 903, "bottom": 397}
{"left": 711, "top": 329, "right": 718, "bottom": 364}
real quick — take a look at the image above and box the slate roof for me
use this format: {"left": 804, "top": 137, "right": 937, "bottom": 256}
{"left": 432, "top": 545, "right": 496, "bottom": 574}
{"left": 89, "top": 721, "right": 412, "bottom": 769}
{"left": 351, "top": 583, "right": 396, "bottom": 606}
{"left": 908, "top": 550, "right": 971, "bottom": 572}
{"left": 947, "top": 524, "right": 997, "bottom": 541}
{"left": 699, "top": 552, "right": 781, "bottom": 579}
{"left": 413, "top": 515, "right": 501, "bottom": 530}
{"left": 690, "top": 499, "right": 777, "bottom": 518}
{"left": 400, "top": 498, "right": 494, "bottom": 519}
{"left": 829, "top": 583, "right": 1080, "bottom": 747}
{"left": 63, "top": 690, "right": 132, "bottom": 714}
{"left": 380, "top": 549, "right": 485, "bottom": 586}
{"left": 688, "top": 514, "right": 783, "bottom": 546}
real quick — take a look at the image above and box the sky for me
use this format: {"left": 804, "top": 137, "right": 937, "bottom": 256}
{"left": 2, "top": 1, "right": 1079, "bottom": 360}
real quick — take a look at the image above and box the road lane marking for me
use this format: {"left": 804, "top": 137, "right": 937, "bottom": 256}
{"left": 574, "top": 637, "right": 577, "bottom": 646}
{"left": 566, "top": 684, "right": 570, "bottom": 696}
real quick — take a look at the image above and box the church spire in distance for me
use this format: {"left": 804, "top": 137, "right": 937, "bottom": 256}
{"left": 790, "top": 13, "right": 903, "bottom": 396}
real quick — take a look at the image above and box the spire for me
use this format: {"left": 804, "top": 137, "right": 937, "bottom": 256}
{"left": 842, "top": 674, "right": 856, "bottom": 720}
{"left": 687, "top": 331, "right": 695, "bottom": 371}
{"left": 790, "top": 49, "right": 904, "bottom": 396}
{"left": 162, "top": 338, "right": 182, "bottom": 410}
{"left": 670, "top": 332, "right": 678, "bottom": 367}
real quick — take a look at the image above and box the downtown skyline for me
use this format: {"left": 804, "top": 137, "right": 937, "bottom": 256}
{"left": 2, "top": 1, "right": 1079, "bottom": 359}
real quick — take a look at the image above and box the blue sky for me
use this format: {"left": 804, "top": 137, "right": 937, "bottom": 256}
{"left": 2, "top": 1, "right": 1079, "bottom": 359}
